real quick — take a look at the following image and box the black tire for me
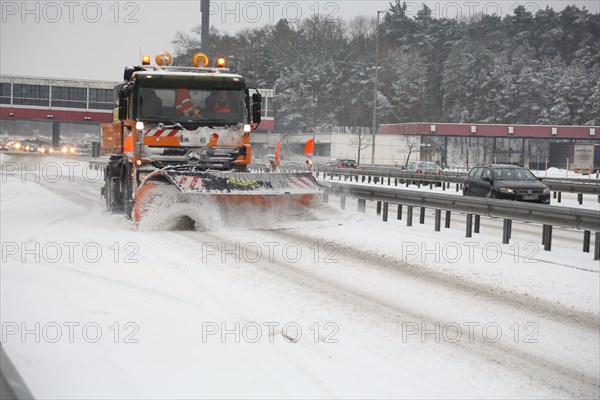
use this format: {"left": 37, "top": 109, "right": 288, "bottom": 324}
{"left": 463, "top": 186, "right": 469, "bottom": 196}
{"left": 104, "top": 165, "right": 122, "bottom": 213}
{"left": 490, "top": 191, "right": 498, "bottom": 199}
{"left": 120, "top": 162, "right": 134, "bottom": 219}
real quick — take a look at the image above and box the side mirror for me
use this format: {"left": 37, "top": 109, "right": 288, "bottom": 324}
{"left": 252, "top": 93, "right": 262, "bottom": 124}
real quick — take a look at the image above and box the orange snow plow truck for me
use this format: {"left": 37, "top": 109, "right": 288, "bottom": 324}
{"left": 100, "top": 52, "right": 320, "bottom": 227}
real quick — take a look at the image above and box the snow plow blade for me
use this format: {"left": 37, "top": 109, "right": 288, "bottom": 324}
{"left": 133, "top": 169, "right": 322, "bottom": 228}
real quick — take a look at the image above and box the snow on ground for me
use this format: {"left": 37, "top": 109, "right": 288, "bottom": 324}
{"left": 531, "top": 167, "right": 600, "bottom": 180}
{"left": 1, "top": 154, "right": 599, "bottom": 399}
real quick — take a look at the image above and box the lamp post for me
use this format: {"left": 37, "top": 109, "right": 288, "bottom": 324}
{"left": 200, "top": 0, "right": 210, "bottom": 51}
{"left": 371, "top": 10, "right": 385, "bottom": 165}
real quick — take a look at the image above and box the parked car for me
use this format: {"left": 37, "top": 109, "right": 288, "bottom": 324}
{"left": 325, "top": 159, "right": 359, "bottom": 169}
{"left": 463, "top": 164, "right": 550, "bottom": 204}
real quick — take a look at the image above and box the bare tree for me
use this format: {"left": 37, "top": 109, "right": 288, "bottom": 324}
{"left": 171, "top": 31, "right": 201, "bottom": 57}
{"left": 400, "top": 134, "right": 421, "bottom": 167}
{"left": 349, "top": 126, "right": 371, "bottom": 164}
{"left": 394, "top": 124, "right": 422, "bottom": 167}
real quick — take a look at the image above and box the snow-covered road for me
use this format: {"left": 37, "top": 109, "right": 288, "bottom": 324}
{"left": 1, "top": 153, "right": 598, "bottom": 399}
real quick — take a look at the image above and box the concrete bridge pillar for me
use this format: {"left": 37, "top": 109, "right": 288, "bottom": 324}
{"left": 52, "top": 121, "right": 61, "bottom": 148}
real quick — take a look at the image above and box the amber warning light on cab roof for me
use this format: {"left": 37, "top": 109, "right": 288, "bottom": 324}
{"left": 140, "top": 52, "right": 227, "bottom": 69}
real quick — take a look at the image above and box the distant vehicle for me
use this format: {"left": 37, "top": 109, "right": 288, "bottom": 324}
{"left": 25, "top": 143, "right": 39, "bottom": 152}
{"left": 463, "top": 164, "right": 550, "bottom": 204}
{"left": 0, "top": 144, "right": 7, "bottom": 151}
{"left": 549, "top": 143, "right": 600, "bottom": 174}
{"left": 60, "top": 143, "right": 76, "bottom": 155}
{"left": 326, "top": 159, "right": 359, "bottom": 169}
{"left": 39, "top": 145, "right": 54, "bottom": 154}
{"left": 404, "top": 161, "right": 443, "bottom": 175}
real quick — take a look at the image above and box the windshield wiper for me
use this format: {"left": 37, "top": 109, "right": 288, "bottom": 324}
{"left": 158, "top": 120, "right": 186, "bottom": 130}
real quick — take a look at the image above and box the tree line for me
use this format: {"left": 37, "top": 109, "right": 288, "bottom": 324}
{"left": 171, "top": 1, "right": 600, "bottom": 133}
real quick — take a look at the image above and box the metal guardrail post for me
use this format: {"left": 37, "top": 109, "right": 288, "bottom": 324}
{"left": 442, "top": 182, "right": 446, "bottom": 191}
{"left": 434, "top": 209, "right": 441, "bottom": 231}
{"left": 456, "top": 183, "right": 459, "bottom": 192}
{"left": 419, "top": 207, "right": 426, "bottom": 224}
{"left": 474, "top": 215, "right": 481, "bottom": 233}
{"left": 376, "top": 201, "right": 382, "bottom": 215}
{"left": 397, "top": 204, "right": 402, "bottom": 220}
{"left": 340, "top": 196, "right": 346, "bottom": 210}
{"left": 595, "top": 232, "right": 600, "bottom": 260}
{"left": 407, "top": 206, "right": 413, "bottom": 226}
{"left": 542, "top": 224, "right": 547, "bottom": 246}
{"left": 583, "top": 230, "right": 591, "bottom": 253}
{"left": 553, "top": 191, "right": 557, "bottom": 199}
{"left": 362, "top": 176, "right": 366, "bottom": 182}
{"left": 445, "top": 210, "right": 451, "bottom": 228}
{"left": 466, "top": 214, "right": 473, "bottom": 238}
{"left": 578, "top": 193, "right": 583, "bottom": 205}
{"left": 502, "top": 219, "right": 511, "bottom": 244}
{"left": 388, "top": 177, "right": 391, "bottom": 185}
{"left": 395, "top": 178, "right": 398, "bottom": 186}
{"left": 558, "top": 192, "right": 562, "bottom": 203}
{"left": 383, "top": 202, "right": 389, "bottom": 222}
{"left": 544, "top": 224, "right": 553, "bottom": 251}
{"left": 357, "top": 198, "right": 366, "bottom": 213}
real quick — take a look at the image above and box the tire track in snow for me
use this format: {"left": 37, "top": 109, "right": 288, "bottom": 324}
{"left": 165, "top": 229, "right": 599, "bottom": 399}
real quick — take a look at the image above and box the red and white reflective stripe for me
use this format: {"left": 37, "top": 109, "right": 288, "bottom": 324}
{"left": 145, "top": 129, "right": 182, "bottom": 137}
{"left": 188, "top": 176, "right": 200, "bottom": 190}
{"left": 175, "top": 175, "right": 204, "bottom": 190}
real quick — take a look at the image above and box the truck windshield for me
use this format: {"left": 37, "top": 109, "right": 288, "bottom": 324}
{"left": 138, "top": 87, "right": 246, "bottom": 125}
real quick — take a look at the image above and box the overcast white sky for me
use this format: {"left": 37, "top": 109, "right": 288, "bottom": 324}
{"left": 1, "top": 1, "right": 598, "bottom": 82}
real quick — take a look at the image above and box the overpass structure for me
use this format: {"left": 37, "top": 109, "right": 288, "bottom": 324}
{"left": 0, "top": 74, "right": 274, "bottom": 146}
{"left": 0, "top": 74, "right": 116, "bottom": 147}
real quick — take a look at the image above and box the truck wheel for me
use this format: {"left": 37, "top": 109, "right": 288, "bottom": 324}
{"left": 120, "top": 162, "right": 134, "bottom": 219}
{"left": 104, "top": 165, "right": 122, "bottom": 212}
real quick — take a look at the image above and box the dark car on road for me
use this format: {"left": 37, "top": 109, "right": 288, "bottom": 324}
{"left": 463, "top": 164, "right": 550, "bottom": 204}
{"left": 404, "top": 161, "right": 443, "bottom": 175}
{"left": 326, "top": 159, "right": 359, "bottom": 169}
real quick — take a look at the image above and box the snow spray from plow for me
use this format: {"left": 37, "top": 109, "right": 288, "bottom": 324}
{"left": 133, "top": 168, "right": 322, "bottom": 230}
